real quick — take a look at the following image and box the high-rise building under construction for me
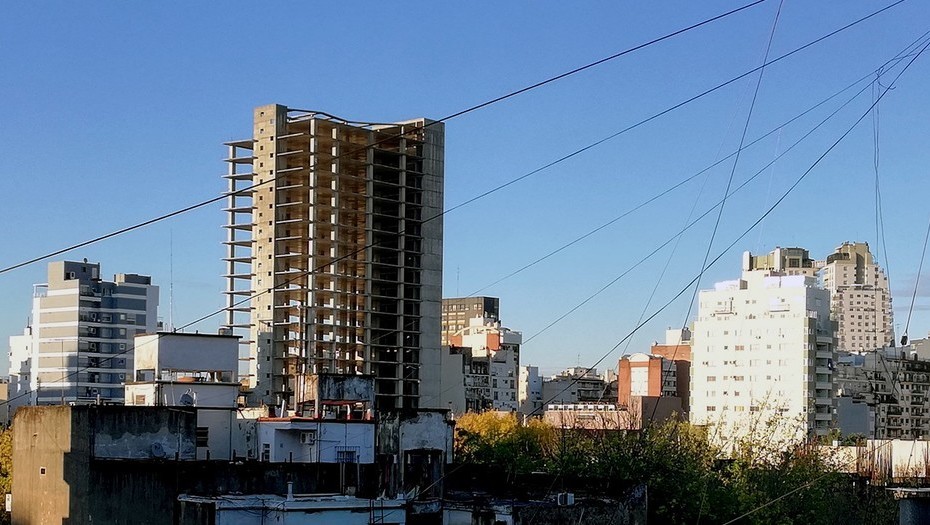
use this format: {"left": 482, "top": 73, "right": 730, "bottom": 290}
{"left": 223, "top": 104, "right": 444, "bottom": 411}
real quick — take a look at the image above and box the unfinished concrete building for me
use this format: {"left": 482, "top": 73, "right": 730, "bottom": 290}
{"left": 223, "top": 104, "right": 444, "bottom": 412}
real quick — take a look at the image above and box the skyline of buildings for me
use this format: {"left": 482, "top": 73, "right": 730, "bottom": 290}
{"left": 0, "top": 100, "right": 915, "bottom": 446}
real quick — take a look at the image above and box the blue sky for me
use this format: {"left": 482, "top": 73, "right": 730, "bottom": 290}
{"left": 3, "top": 2, "right": 930, "bottom": 376}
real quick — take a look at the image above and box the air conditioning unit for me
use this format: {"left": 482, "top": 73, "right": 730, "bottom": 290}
{"left": 89, "top": 342, "right": 98, "bottom": 351}
{"left": 557, "top": 493, "right": 575, "bottom": 506}
{"left": 299, "top": 431, "right": 316, "bottom": 445}
{"left": 88, "top": 327, "right": 97, "bottom": 335}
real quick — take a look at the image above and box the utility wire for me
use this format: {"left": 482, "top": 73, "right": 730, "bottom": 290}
{"left": 0, "top": 0, "right": 767, "bottom": 276}
{"left": 522, "top": 51, "right": 880, "bottom": 345}
{"left": 467, "top": 62, "right": 873, "bottom": 297}
{"left": 691, "top": 2, "right": 785, "bottom": 522}
{"left": 179, "top": 6, "right": 907, "bottom": 333}
{"left": 461, "top": 5, "right": 916, "bottom": 296}
{"left": 525, "top": 33, "right": 929, "bottom": 420}
{"left": 714, "top": 36, "right": 930, "bottom": 525}
{"left": 872, "top": 76, "right": 895, "bottom": 346}
{"left": 902, "top": 213, "right": 930, "bottom": 346}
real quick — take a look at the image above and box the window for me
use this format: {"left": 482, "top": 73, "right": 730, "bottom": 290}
{"left": 196, "top": 427, "right": 209, "bottom": 447}
{"left": 336, "top": 450, "right": 358, "bottom": 463}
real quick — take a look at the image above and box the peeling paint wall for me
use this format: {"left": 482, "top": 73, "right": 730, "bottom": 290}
{"left": 398, "top": 411, "right": 454, "bottom": 463}
{"left": 307, "top": 374, "right": 375, "bottom": 404}
{"left": 91, "top": 406, "right": 197, "bottom": 460}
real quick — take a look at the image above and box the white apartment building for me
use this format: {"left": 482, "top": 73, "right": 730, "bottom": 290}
{"left": 8, "top": 260, "right": 158, "bottom": 409}
{"left": 691, "top": 252, "right": 835, "bottom": 448}
{"left": 518, "top": 365, "right": 543, "bottom": 416}
{"left": 819, "top": 242, "right": 893, "bottom": 352}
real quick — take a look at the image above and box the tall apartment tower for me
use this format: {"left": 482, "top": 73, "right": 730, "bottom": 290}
{"left": 691, "top": 252, "right": 835, "bottom": 447}
{"left": 441, "top": 296, "right": 500, "bottom": 346}
{"left": 819, "top": 242, "right": 893, "bottom": 352}
{"left": 8, "top": 261, "right": 158, "bottom": 408}
{"left": 223, "top": 104, "right": 444, "bottom": 411}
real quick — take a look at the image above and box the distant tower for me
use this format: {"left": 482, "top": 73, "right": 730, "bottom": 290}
{"left": 222, "top": 104, "right": 444, "bottom": 411}
{"left": 819, "top": 242, "right": 893, "bottom": 352}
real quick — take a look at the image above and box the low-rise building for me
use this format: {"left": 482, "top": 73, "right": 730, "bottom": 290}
{"left": 541, "top": 367, "right": 608, "bottom": 405}
{"left": 543, "top": 397, "right": 682, "bottom": 430}
{"left": 238, "top": 374, "right": 378, "bottom": 466}
{"left": 125, "top": 331, "right": 241, "bottom": 408}
{"left": 178, "top": 493, "right": 407, "bottom": 525}
{"left": 124, "top": 331, "right": 243, "bottom": 460}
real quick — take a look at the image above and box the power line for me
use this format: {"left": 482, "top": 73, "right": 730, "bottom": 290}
{"left": 0, "top": 0, "right": 768, "bottom": 276}
{"left": 690, "top": 2, "right": 785, "bottom": 521}
{"left": 180, "top": 8, "right": 908, "bottom": 333}
{"left": 712, "top": 35, "right": 930, "bottom": 525}
{"left": 524, "top": 34, "right": 929, "bottom": 420}
{"left": 902, "top": 213, "right": 930, "bottom": 346}
{"left": 522, "top": 62, "right": 881, "bottom": 346}
{"left": 467, "top": 62, "right": 878, "bottom": 297}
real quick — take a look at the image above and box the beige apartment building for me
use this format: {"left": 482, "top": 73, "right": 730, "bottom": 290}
{"left": 819, "top": 242, "right": 893, "bottom": 352}
{"left": 222, "top": 104, "right": 444, "bottom": 411}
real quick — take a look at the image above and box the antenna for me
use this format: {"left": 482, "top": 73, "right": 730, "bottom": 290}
{"left": 169, "top": 229, "right": 175, "bottom": 331}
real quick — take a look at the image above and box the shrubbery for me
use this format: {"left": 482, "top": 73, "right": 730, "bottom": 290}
{"left": 453, "top": 413, "right": 896, "bottom": 524}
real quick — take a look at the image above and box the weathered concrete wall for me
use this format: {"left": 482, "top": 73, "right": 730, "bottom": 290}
{"left": 197, "top": 408, "right": 235, "bottom": 460}
{"left": 398, "top": 411, "right": 454, "bottom": 463}
{"left": 12, "top": 406, "right": 88, "bottom": 525}
{"left": 12, "top": 405, "right": 197, "bottom": 524}
{"left": 91, "top": 405, "right": 197, "bottom": 460}
{"left": 134, "top": 333, "right": 239, "bottom": 378}
{"left": 307, "top": 374, "right": 375, "bottom": 403}
{"left": 16, "top": 449, "right": 380, "bottom": 525}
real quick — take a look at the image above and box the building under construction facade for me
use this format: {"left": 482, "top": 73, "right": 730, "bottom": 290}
{"left": 223, "top": 104, "right": 444, "bottom": 411}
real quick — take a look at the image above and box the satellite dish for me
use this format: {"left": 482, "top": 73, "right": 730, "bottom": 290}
{"left": 179, "top": 390, "right": 195, "bottom": 407}
{"left": 151, "top": 442, "right": 166, "bottom": 458}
